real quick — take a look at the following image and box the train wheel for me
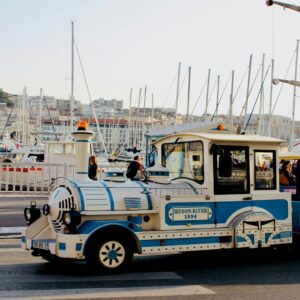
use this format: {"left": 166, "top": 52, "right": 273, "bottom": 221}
{"left": 86, "top": 235, "right": 133, "bottom": 273}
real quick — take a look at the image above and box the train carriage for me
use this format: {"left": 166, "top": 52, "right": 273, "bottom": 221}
{"left": 22, "top": 123, "right": 293, "bottom": 272}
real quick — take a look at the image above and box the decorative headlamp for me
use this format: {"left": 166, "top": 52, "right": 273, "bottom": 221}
{"left": 24, "top": 201, "right": 41, "bottom": 225}
{"left": 63, "top": 210, "right": 81, "bottom": 227}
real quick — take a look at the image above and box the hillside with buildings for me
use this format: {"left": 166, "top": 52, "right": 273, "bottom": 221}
{"left": 0, "top": 90, "right": 299, "bottom": 152}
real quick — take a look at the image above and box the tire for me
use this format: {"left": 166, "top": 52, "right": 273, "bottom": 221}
{"left": 86, "top": 234, "right": 133, "bottom": 273}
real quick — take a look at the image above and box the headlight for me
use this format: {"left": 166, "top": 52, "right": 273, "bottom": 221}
{"left": 63, "top": 211, "right": 81, "bottom": 227}
{"left": 24, "top": 201, "right": 41, "bottom": 225}
{"left": 24, "top": 208, "right": 31, "bottom": 221}
{"left": 64, "top": 212, "right": 72, "bottom": 225}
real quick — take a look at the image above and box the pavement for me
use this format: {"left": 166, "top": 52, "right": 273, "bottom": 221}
{"left": 0, "top": 227, "right": 23, "bottom": 236}
{"left": 0, "top": 194, "right": 48, "bottom": 230}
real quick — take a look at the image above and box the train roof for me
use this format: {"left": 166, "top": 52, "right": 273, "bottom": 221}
{"left": 153, "top": 132, "right": 283, "bottom": 145}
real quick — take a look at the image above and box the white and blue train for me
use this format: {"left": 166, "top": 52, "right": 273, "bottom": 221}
{"left": 22, "top": 122, "right": 294, "bottom": 272}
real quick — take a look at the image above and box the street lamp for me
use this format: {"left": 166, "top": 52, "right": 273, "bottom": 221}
{"left": 266, "top": 0, "right": 300, "bottom": 12}
{"left": 267, "top": 2, "right": 300, "bottom": 150}
{"left": 273, "top": 79, "right": 300, "bottom": 87}
{"left": 272, "top": 78, "right": 299, "bottom": 150}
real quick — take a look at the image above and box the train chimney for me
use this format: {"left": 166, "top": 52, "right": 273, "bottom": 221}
{"left": 72, "top": 121, "right": 94, "bottom": 181}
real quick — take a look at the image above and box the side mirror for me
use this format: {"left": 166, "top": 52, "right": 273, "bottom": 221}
{"left": 219, "top": 153, "right": 232, "bottom": 177}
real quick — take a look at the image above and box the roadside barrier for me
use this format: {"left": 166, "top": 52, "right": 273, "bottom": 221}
{"left": 0, "top": 162, "right": 76, "bottom": 194}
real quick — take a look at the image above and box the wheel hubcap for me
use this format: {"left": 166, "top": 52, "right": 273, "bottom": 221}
{"left": 99, "top": 241, "right": 125, "bottom": 268}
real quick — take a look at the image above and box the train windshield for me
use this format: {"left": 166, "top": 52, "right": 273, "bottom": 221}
{"left": 161, "top": 140, "right": 204, "bottom": 184}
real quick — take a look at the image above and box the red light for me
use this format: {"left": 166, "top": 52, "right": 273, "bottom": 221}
{"left": 77, "top": 121, "right": 88, "bottom": 130}
{"left": 218, "top": 124, "right": 225, "bottom": 131}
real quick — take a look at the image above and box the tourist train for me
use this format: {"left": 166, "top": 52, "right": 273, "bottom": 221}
{"left": 22, "top": 122, "right": 298, "bottom": 272}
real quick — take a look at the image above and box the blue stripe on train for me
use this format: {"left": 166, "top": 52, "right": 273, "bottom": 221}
{"left": 140, "top": 236, "right": 231, "bottom": 247}
{"left": 165, "top": 199, "right": 289, "bottom": 226}
{"left": 78, "top": 220, "right": 142, "bottom": 234}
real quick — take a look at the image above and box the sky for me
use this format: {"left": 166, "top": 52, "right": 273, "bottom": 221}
{"left": 1, "top": 0, "right": 300, "bottom": 119}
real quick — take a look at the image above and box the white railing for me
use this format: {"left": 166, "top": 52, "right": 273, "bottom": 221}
{"left": 0, "top": 162, "right": 76, "bottom": 194}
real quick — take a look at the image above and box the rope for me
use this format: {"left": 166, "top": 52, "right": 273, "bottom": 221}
{"left": 224, "top": 67, "right": 248, "bottom": 121}
{"left": 0, "top": 104, "right": 15, "bottom": 137}
{"left": 43, "top": 96, "right": 59, "bottom": 142}
{"left": 210, "top": 72, "right": 231, "bottom": 122}
{"left": 206, "top": 77, "right": 218, "bottom": 108}
{"left": 172, "top": 68, "right": 189, "bottom": 110}
{"left": 74, "top": 40, "right": 108, "bottom": 158}
{"left": 160, "top": 70, "right": 178, "bottom": 109}
{"left": 263, "top": 48, "right": 296, "bottom": 135}
{"left": 236, "top": 63, "right": 262, "bottom": 126}
{"left": 244, "top": 64, "right": 271, "bottom": 131}
{"left": 190, "top": 80, "right": 207, "bottom": 115}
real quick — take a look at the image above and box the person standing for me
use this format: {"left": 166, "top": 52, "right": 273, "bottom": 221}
{"left": 88, "top": 155, "right": 98, "bottom": 180}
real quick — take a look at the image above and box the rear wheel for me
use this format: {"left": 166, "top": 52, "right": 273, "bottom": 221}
{"left": 86, "top": 235, "right": 133, "bottom": 273}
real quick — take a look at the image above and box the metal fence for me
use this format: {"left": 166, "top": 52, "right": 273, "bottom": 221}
{"left": 0, "top": 162, "right": 76, "bottom": 194}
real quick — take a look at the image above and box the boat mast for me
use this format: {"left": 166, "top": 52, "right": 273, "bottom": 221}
{"left": 229, "top": 70, "right": 234, "bottom": 125}
{"left": 186, "top": 67, "right": 191, "bottom": 123}
{"left": 245, "top": 54, "right": 253, "bottom": 117}
{"left": 22, "top": 87, "right": 27, "bottom": 145}
{"left": 258, "top": 53, "right": 265, "bottom": 135}
{"left": 135, "top": 88, "right": 142, "bottom": 148}
{"left": 127, "top": 88, "right": 132, "bottom": 149}
{"left": 38, "top": 88, "right": 43, "bottom": 143}
{"left": 291, "top": 40, "right": 299, "bottom": 149}
{"left": 215, "top": 75, "right": 220, "bottom": 117}
{"left": 268, "top": 59, "right": 274, "bottom": 136}
{"left": 151, "top": 93, "right": 154, "bottom": 128}
{"left": 175, "top": 62, "right": 181, "bottom": 125}
{"left": 70, "top": 21, "right": 74, "bottom": 133}
{"left": 142, "top": 85, "right": 147, "bottom": 150}
{"left": 204, "top": 68, "right": 211, "bottom": 119}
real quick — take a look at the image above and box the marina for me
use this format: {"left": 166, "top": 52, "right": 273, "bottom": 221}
{"left": 2, "top": 1, "right": 300, "bottom": 299}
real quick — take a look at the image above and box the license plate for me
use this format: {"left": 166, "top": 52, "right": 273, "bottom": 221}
{"left": 32, "top": 240, "right": 49, "bottom": 250}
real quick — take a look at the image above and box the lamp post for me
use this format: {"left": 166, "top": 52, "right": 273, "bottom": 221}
{"left": 273, "top": 78, "right": 300, "bottom": 149}
{"left": 273, "top": 79, "right": 300, "bottom": 87}
{"left": 267, "top": 2, "right": 300, "bottom": 150}
{"left": 266, "top": 0, "right": 300, "bottom": 12}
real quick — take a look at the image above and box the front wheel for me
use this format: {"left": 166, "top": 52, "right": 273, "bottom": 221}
{"left": 86, "top": 236, "right": 133, "bottom": 273}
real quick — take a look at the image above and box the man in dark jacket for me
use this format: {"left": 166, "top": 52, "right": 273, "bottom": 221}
{"left": 126, "top": 156, "right": 145, "bottom": 180}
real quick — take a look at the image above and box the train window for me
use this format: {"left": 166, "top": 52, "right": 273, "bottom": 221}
{"left": 254, "top": 151, "right": 276, "bottom": 190}
{"left": 28, "top": 154, "right": 45, "bottom": 162}
{"left": 213, "top": 145, "right": 249, "bottom": 195}
{"left": 65, "top": 144, "right": 75, "bottom": 155}
{"left": 149, "top": 146, "right": 157, "bottom": 167}
{"left": 162, "top": 140, "right": 204, "bottom": 184}
{"left": 50, "top": 144, "right": 64, "bottom": 154}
